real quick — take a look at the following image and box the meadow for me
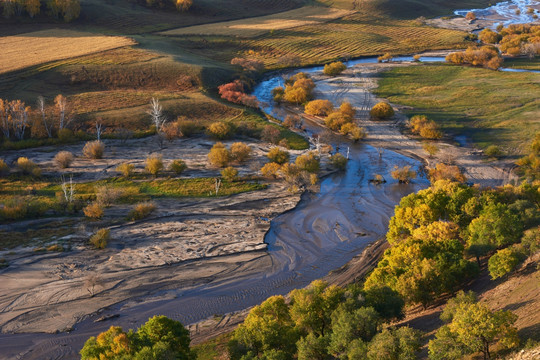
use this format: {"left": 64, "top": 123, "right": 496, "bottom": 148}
{"left": 375, "top": 63, "right": 540, "bottom": 153}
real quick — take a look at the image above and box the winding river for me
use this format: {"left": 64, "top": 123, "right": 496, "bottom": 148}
{"left": 0, "top": 1, "right": 537, "bottom": 358}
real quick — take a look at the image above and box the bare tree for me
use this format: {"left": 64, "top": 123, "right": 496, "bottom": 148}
{"left": 37, "top": 96, "right": 53, "bottom": 138}
{"left": 0, "top": 99, "right": 10, "bottom": 139}
{"left": 95, "top": 119, "right": 104, "bottom": 141}
{"left": 61, "top": 174, "right": 75, "bottom": 203}
{"left": 215, "top": 178, "right": 222, "bottom": 196}
{"left": 55, "top": 94, "right": 68, "bottom": 130}
{"left": 148, "top": 98, "right": 167, "bottom": 132}
{"left": 11, "top": 100, "right": 29, "bottom": 140}
{"left": 84, "top": 274, "right": 103, "bottom": 297}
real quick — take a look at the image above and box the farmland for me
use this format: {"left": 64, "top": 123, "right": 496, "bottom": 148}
{"left": 0, "top": 30, "right": 135, "bottom": 74}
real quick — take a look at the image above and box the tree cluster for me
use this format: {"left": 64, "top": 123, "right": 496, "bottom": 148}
{"left": 480, "top": 24, "right": 540, "bottom": 57}
{"left": 140, "top": 0, "right": 193, "bottom": 12}
{"left": 323, "top": 61, "right": 347, "bottom": 76}
{"left": 228, "top": 280, "right": 416, "bottom": 360}
{"left": 516, "top": 132, "right": 540, "bottom": 180}
{"left": 1, "top": 0, "right": 80, "bottom": 21}
{"left": 408, "top": 115, "right": 442, "bottom": 140}
{"left": 323, "top": 102, "right": 366, "bottom": 141}
{"left": 445, "top": 46, "right": 503, "bottom": 70}
{"left": 218, "top": 80, "right": 259, "bottom": 108}
{"left": 273, "top": 72, "right": 315, "bottom": 105}
{"left": 80, "top": 315, "right": 195, "bottom": 360}
{"left": 365, "top": 180, "right": 539, "bottom": 307}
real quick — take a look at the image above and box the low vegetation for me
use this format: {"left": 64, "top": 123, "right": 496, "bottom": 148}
{"left": 370, "top": 102, "right": 395, "bottom": 120}
{"left": 89, "top": 228, "right": 110, "bottom": 249}
{"left": 323, "top": 61, "right": 347, "bottom": 76}
{"left": 446, "top": 46, "right": 503, "bottom": 70}
{"left": 127, "top": 202, "right": 156, "bottom": 221}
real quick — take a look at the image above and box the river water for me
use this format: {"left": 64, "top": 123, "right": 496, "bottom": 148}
{"left": 455, "top": 0, "right": 540, "bottom": 28}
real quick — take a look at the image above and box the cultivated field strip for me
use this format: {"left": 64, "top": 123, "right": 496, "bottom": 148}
{"left": 160, "top": 6, "right": 354, "bottom": 37}
{"left": 0, "top": 29, "right": 135, "bottom": 74}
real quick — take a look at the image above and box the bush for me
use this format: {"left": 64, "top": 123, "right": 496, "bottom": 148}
{"left": 95, "top": 186, "right": 124, "bottom": 206}
{"left": 409, "top": 115, "right": 442, "bottom": 139}
{"left": 323, "top": 61, "right": 347, "bottom": 76}
{"left": 207, "top": 122, "right": 233, "bottom": 140}
{"left": 208, "top": 142, "right": 231, "bottom": 167}
{"left": 0, "top": 159, "right": 9, "bottom": 177}
{"left": 162, "top": 122, "right": 183, "bottom": 140}
{"left": 305, "top": 99, "right": 334, "bottom": 116}
{"left": 428, "top": 163, "right": 467, "bottom": 183}
{"left": 325, "top": 112, "right": 350, "bottom": 131}
{"left": 261, "top": 125, "right": 281, "bottom": 144}
{"left": 116, "top": 163, "right": 135, "bottom": 177}
{"left": 83, "top": 202, "right": 104, "bottom": 219}
{"left": 465, "top": 11, "right": 476, "bottom": 20}
{"left": 295, "top": 152, "right": 320, "bottom": 173}
{"left": 176, "top": 118, "right": 200, "bottom": 137}
{"left": 378, "top": 53, "right": 393, "bottom": 62}
{"left": 267, "top": 147, "right": 290, "bottom": 164}
{"left": 339, "top": 102, "right": 356, "bottom": 118}
{"left": 370, "top": 102, "right": 394, "bottom": 119}
{"left": 54, "top": 151, "right": 74, "bottom": 168}
{"left": 422, "top": 142, "right": 439, "bottom": 157}
{"left": 391, "top": 165, "right": 416, "bottom": 183}
{"left": 479, "top": 28, "right": 500, "bottom": 44}
{"left": 127, "top": 202, "right": 156, "bottom": 221}
{"left": 170, "top": 159, "right": 187, "bottom": 175}
{"left": 485, "top": 145, "right": 503, "bottom": 158}
{"left": 145, "top": 156, "right": 163, "bottom": 177}
{"left": 83, "top": 141, "right": 105, "bottom": 159}
{"left": 57, "top": 128, "right": 75, "bottom": 143}
{"left": 330, "top": 153, "right": 347, "bottom": 170}
{"left": 17, "top": 157, "right": 41, "bottom": 176}
{"left": 230, "top": 142, "right": 252, "bottom": 163}
{"left": 89, "top": 228, "right": 110, "bottom": 249}
{"left": 221, "top": 166, "right": 239, "bottom": 182}
{"left": 283, "top": 115, "right": 302, "bottom": 129}
{"left": 446, "top": 46, "right": 503, "bottom": 70}
{"left": 488, "top": 248, "right": 521, "bottom": 279}
{"left": 260, "top": 162, "right": 282, "bottom": 179}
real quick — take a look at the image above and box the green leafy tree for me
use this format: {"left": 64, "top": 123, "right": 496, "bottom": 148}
{"left": 429, "top": 295, "right": 519, "bottom": 360}
{"left": 488, "top": 248, "right": 521, "bottom": 279}
{"left": 297, "top": 333, "right": 331, "bottom": 360}
{"left": 363, "top": 285, "right": 405, "bottom": 321}
{"left": 328, "top": 306, "right": 380, "bottom": 357}
{"left": 367, "top": 327, "right": 421, "bottom": 360}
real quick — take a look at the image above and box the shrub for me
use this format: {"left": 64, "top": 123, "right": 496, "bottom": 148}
{"left": 323, "top": 61, "right": 347, "bottom": 76}
{"left": 391, "top": 165, "right": 416, "bottom": 183}
{"left": 89, "top": 228, "right": 110, "bottom": 249}
{"left": 330, "top": 153, "right": 347, "bottom": 170}
{"left": 325, "top": 112, "right": 350, "bottom": 131}
{"left": 339, "top": 102, "right": 356, "bottom": 118}
{"left": 413, "top": 54, "right": 422, "bottom": 62}
{"left": 283, "top": 115, "right": 302, "bottom": 129}
{"left": 95, "top": 186, "right": 124, "bottom": 206}
{"left": 162, "top": 122, "right": 183, "bottom": 140}
{"left": 221, "top": 166, "right": 239, "bottom": 182}
{"left": 305, "top": 99, "right": 334, "bottom": 116}
{"left": 17, "top": 157, "right": 41, "bottom": 176}
{"left": 230, "top": 142, "right": 251, "bottom": 163}
{"left": 428, "top": 163, "right": 467, "bottom": 183}
{"left": 83, "top": 202, "right": 104, "bottom": 219}
{"left": 207, "top": 122, "right": 233, "bottom": 140}
{"left": 208, "top": 142, "right": 231, "bottom": 167}
{"left": 145, "top": 155, "right": 163, "bottom": 177}
{"left": 176, "top": 118, "right": 200, "bottom": 137}
{"left": 128, "top": 202, "right": 156, "bottom": 221}
{"left": 170, "top": 159, "right": 187, "bottom": 175}
{"left": 116, "top": 163, "right": 135, "bottom": 177}
{"left": 370, "top": 102, "right": 394, "bottom": 119}
{"left": 378, "top": 53, "right": 393, "bottom": 62}
{"left": 485, "top": 145, "right": 503, "bottom": 158}
{"left": 0, "top": 159, "right": 9, "bottom": 177}
{"left": 57, "top": 128, "right": 75, "bottom": 143}
{"left": 409, "top": 115, "right": 442, "bottom": 139}
{"left": 83, "top": 141, "right": 105, "bottom": 159}
{"left": 54, "top": 151, "right": 74, "bottom": 168}
{"left": 488, "top": 248, "right": 521, "bottom": 279}
{"left": 260, "top": 162, "right": 281, "bottom": 178}
{"left": 350, "top": 126, "right": 366, "bottom": 141}
{"left": 423, "top": 142, "right": 439, "bottom": 157}
{"left": 261, "top": 125, "right": 281, "bottom": 144}
{"left": 278, "top": 138, "right": 289, "bottom": 149}
{"left": 479, "top": 28, "right": 500, "bottom": 44}
{"left": 465, "top": 11, "right": 476, "bottom": 20}
{"left": 446, "top": 46, "right": 503, "bottom": 70}
{"left": 267, "top": 147, "right": 290, "bottom": 164}
{"left": 295, "top": 152, "right": 320, "bottom": 173}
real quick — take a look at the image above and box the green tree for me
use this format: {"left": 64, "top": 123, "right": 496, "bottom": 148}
{"left": 429, "top": 295, "right": 519, "bottom": 360}
{"left": 488, "top": 248, "right": 521, "bottom": 279}
{"left": 363, "top": 285, "right": 405, "bottom": 321}
{"left": 328, "top": 306, "right": 380, "bottom": 357}
{"left": 367, "top": 327, "right": 421, "bottom": 360}
{"left": 267, "top": 147, "right": 290, "bottom": 165}
{"left": 295, "top": 152, "right": 320, "bottom": 173}
{"left": 289, "top": 280, "right": 344, "bottom": 337}
{"left": 297, "top": 333, "right": 331, "bottom": 360}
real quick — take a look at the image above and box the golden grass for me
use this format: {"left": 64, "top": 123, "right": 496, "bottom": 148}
{"left": 0, "top": 29, "right": 136, "bottom": 74}
{"left": 160, "top": 6, "right": 354, "bottom": 37}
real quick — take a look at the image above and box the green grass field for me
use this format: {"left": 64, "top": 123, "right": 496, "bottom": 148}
{"left": 374, "top": 63, "right": 540, "bottom": 154}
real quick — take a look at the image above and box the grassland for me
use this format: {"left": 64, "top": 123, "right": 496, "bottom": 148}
{"left": 375, "top": 63, "right": 540, "bottom": 153}
{"left": 0, "top": 29, "right": 135, "bottom": 74}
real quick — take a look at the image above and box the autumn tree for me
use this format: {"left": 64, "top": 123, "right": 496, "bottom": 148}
{"left": 174, "top": 0, "right": 192, "bottom": 12}
{"left": 207, "top": 122, "right": 233, "bottom": 140}
{"left": 323, "top": 61, "right": 347, "bottom": 76}
{"left": 428, "top": 163, "right": 466, "bottom": 183}
{"left": 208, "top": 142, "right": 231, "bottom": 167}
{"left": 305, "top": 99, "right": 334, "bottom": 116}
{"left": 428, "top": 294, "right": 518, "bottom": 360}
{"left": 267, "top": 147, "right": 289, "bottom": 165}
{"left": 230, "top": 142, "right": 251, "bottom": 163}
{"left": 370, "top": 102, "right": 394, "bottom": 119}
{"left": 487, "top": 247, "right": 521, "bottom": 279}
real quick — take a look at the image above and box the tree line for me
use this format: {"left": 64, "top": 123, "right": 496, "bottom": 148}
{"left": 1, "top": 0, "right": 80, "bottom": 21}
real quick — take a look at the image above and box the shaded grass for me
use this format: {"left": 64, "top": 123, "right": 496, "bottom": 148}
{"left": 193, "top": 332, "right": 232, "bottom": 360}
{"left": 374, "top": 64, "right": 540, "bottom": 153}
